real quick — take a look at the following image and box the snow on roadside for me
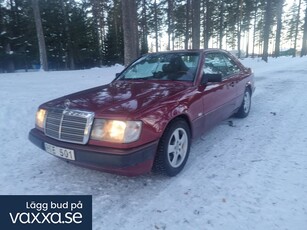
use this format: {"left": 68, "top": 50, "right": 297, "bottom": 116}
{"left": 1, "top": 57, "right": 307, "bottom": 230}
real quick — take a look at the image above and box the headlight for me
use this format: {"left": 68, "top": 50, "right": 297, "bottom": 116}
{"left": 91, "top": 119, "right": 142, "bottom": 143}
{"left": 35, "top": 108, "right": 47, "bottom": 130}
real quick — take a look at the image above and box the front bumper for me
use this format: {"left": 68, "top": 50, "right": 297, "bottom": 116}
{"left": 29, "top": 128, "right": 158, "bottom": 176}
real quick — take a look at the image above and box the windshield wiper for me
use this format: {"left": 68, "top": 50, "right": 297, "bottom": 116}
{"left": 123, "top": 77, "right": 150, "bottom": 80}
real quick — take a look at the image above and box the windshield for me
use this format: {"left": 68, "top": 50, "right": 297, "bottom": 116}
{"left": 118, "top": 52, "right": 200, "bottom": 82}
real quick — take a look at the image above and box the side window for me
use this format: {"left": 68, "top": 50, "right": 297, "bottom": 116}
{"left": 222, "top": 54, "right": 241, "bottom": 75}
{"left": 203, "top": 53, "right": 228, "bottom": 79}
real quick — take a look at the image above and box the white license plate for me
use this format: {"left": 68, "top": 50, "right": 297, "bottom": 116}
{"left": 44, "top": 143, "right": 75, "bottom": 161}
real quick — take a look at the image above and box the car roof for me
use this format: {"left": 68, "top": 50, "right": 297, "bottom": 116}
{"left": 145, "top": 48, "right": 230, "bottom": 55}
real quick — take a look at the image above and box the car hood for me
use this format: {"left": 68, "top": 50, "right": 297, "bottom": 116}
{"left": 43, "top": 80, "right": 189, "bottom": 118}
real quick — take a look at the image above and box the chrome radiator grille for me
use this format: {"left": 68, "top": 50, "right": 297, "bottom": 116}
{"left": 44, "top": 109, "right": 95, "bottom": 144}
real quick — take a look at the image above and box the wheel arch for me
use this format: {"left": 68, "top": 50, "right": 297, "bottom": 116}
{"left": 163, "top": 114, "right": 193, "bottom": 139}
{"left": 246, "top": 83, "right": 252, "bottom": 94}
{"left": 245, "top": 80, "right": 255, "bottom": 95}
{"left": 152, "top": 113, "right": 192, "bottom": 176}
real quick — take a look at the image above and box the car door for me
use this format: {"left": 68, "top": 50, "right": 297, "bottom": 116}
{"left": 200, "top": 52, "right": 238, "bottom": 130}
{"left": 220, "top": 53, "right": 245, "bottom": 109}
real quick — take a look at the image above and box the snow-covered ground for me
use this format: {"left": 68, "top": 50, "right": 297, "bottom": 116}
{"left": 1, "top": 56, "right": 307, "bottom": 230}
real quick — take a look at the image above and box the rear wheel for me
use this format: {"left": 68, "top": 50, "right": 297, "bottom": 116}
{"left": 153, "top": 119, "right": 191, "bottom": 176}
{"left": 235, "top": 88, "right": 251, "bottom": 118}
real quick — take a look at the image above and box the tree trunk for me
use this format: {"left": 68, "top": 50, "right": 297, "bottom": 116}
{"left": 122, "top": 0, "right": 139, "bottom": 65}
{"left": 301, "top": 5, "right": 307, "bottom": 57}
{"left": 32, "top": 0, "right": 48, "bottom": 71}
{"left": 140, "top": 0, "right": 149, "bottom": 54}
{"left": 90, "top": 0, "right": 105, "bottom": 65}
{"left": 185, "top": 0, "right": 190, "bottom": 49}
{"left": 293, "top": 0, "right": 302, "bottom": 57}
{"left": 252, "top": 7, "right": 258, "bottom": 58}
{"left": 262, "top": 0, "right": 272, "bottom": 62}
{"left": 60, "top": 0, "right": 75, "bottom": 70}
{"left": 245, "top": 31, "right": 249, "bottom": 58}
{"left": 191, "top": 0, "right": 200, "bottom": 49}
{"left": 274, "top": 0, "right": 284, "bottom": 57}
{"left": 154, "top": 0, "right": 159, "bottom": 52}
{"left": 203, "top": 0, "right": 212, "bottom": 49}
{"left": 5, "top": 43, "right": 15, "bottom": 72}
{"left": 237, "top": 0, "right": 243, "bottom": 58}
{"left": 167, "top": 0, "right": 174, "bottom": 50}
{"left": 218, "top": 1, "right": 224, "bottom": 49}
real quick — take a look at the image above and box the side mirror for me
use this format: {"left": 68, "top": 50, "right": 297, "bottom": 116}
{"left": 202, "top": 73, "right": 222, "bottom": 84}
{"left": 244, "top": 67, "right": 252, "bottom": 74}
{"left": 113, "top": 73, "right": 122, "bottom": 82}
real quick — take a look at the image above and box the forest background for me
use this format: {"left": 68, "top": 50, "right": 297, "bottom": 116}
{"left": 0, "top": 0, "right": 306, "bottom": 72}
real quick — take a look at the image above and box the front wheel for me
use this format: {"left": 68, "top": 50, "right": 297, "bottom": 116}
{"left": 235, "top": 88, "right": 251, "bottom": 118}
{"left": 153, "top": 119, "right": 191, "bottom": 176}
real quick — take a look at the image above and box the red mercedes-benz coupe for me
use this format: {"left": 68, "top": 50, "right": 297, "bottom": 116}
{"left": 29, "top": 49, "right": 255, "bottom": 176}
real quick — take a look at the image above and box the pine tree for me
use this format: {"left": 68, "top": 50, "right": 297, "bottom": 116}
{"left": 59, "top": 0, "right": 75, "bottom": 69}
{"left": 191, "top": 0, "right": 200, "bottom": 49}
{"left": 203, "top": 0, "right": 214, "bottom": 49}
{"left": 89, "top": 0, "right": 107, "bottom": 65}
{"left": 32, "top": 0, "right": 48, "bottom": 71}
{"left": 139, "top": 0, "right": 149, "bottom": 54}
{"left": 218, "top": 0, "right": 225, "bottom": 49}
{"left": 0, "top": 0, "right": 37, "bottom": 72}
{"left": 285, "top": 0, "right": 303, "bottom": 57}
{"left": 166, "top": 0, "right": 174, "bottom": 50}
{"left": 262, "top": 0, "right": 273, "bottom": 62}
{"left": 104, "top": 0, "right": 124, "bottom": 65}
{"left": 122, "top": 0, "right": 138, "bottom": 65}
{"left": 274, "top": 0, "right": 284, "bottom": 57}
{"left": 146, "top": 0, "right": 164, "bottom": 51}
{"left": 70, "top": 1, "right": 101, "bottom": 69}
{"left": 185, "top": 0, "right": 191, "bottom": 49}
{"left": 301, "top": 1, "right": 307, "bottom": 56}
{"left": 170, "top": 0, "right": 189, "bottom": 49}
{"left": 293, "top": 0, "right": 302, "bottom": 57}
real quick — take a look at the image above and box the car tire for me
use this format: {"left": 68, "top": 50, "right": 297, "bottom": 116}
{"left": 235, "top": 88, "right": 251, "bottom": 118}
{"left": 153, "top": 118, "right": 191, "bottom": 177}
